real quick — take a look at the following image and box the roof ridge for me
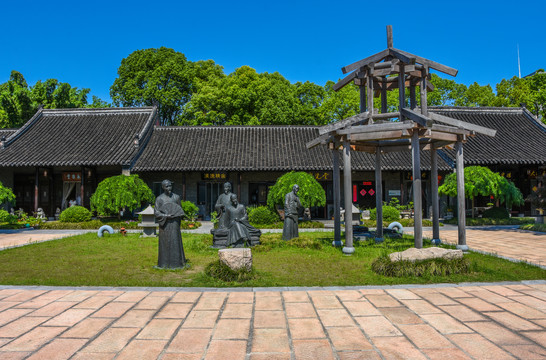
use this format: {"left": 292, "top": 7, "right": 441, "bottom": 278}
{"left": 429, "top": 106, "right": 523, "bottom": 113}
{"left": 154, "top": 125, "right": 322, "bottom": 130}
{"left": 41, "top": 107, "right": 155, "bottom": 115}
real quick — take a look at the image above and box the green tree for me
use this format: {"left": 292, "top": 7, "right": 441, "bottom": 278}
{"left": 110, "top": 47, "right": 196, "bottom": 126}
{"left": 438, "top": 166, "right": 523, "bottom": 217}
{"left": 428, "top": 73, "right": 467, "bottom": 106}
{"left": 295, "top": 81, "right": 326, "bottom": 125}
{"left": 0, "top": 181, "right": 15, "bottom": 205}
{"left": 90, "top": 175, "right": 154, "bottom": 218}
{"left": 320, "top": 81, "right": 360, "bottom": 123}
{"left": 267, "top": 171, "right": 326, "bottom": 211}
{"left": 181, "top": 66, "right": 302, "bottom": 125}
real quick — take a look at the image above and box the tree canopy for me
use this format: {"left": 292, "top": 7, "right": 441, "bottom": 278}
{"left": 438, "top": 166, "right": 524, "bottom": 216}
{"left": 0, "top": 71, "right": 109, "bottom": 128}
{"left": 0, "top": 181, "right": 15, "bottom": 205}
{"left": 90, "top": 175, "right": 154, "bottom": 217}
{"left": 267, "top": 171, "right": 326, "bottom": 210}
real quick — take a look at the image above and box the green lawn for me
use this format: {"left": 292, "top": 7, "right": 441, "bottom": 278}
{"left": 0, "top": 232, "right": 543, "bottom": 287}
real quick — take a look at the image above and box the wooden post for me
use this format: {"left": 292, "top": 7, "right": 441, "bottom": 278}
{"left": 431, "top": 148, "right": 441, "bottom": 245}
{"left": 333, "top": 147, "right": 342, "bottom": 247}
{"left": 375, "top": 148, "right": 383, "bottom": 242}
{"left": 80, "top": 166, "right": 85, "bottom": 207}
{"left": 34, "top": 167, "right": 39, "bottom": 213}
{"left": 387, "top": 25, "right": 393, "bottom": 48}
{"left": 367, "top": 66, "right": 374, "bottom": 118}
{"left": 420, "top": 66, "right": 429, "bottom": 116}
{"left": 381, "top": 78, "right": 388, "bottom": 114}
{"left": 359, "top": 85, "right": 366, "bottom": 113}
{"left": 412, "top": 131, "right": 423, "bottom": 248}
{"left": 456, "top": 140, "right": 468, "bottom": 251}
{"left": 342, "top": 139, "right": 354, "bottom": 255}
{"left": 398, "top": 64, "right": 405, "bottom": 120}
{"left": 410, "top": 80, "right": 416, "bottom": 110}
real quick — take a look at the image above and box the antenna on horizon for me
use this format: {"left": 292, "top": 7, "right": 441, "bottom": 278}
{"left": 517, "top": 44, "right": 521, "bottom": 78}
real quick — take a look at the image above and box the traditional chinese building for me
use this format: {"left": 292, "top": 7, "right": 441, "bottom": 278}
{"left": 0, "top": 106, "right": 544, "bottom": 219}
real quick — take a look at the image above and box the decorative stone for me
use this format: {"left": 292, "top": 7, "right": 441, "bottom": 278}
{"left": 389, "top": 247, "right": 463, "bottom": 262}
{"left": 219, "top": 248, "right": 252, "bottom": 271}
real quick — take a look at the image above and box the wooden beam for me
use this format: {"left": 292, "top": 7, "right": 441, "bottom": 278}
{"left": 401, "top": 108, "right": 433, "bottom": 127}
{"left": 333, "top": 71, "right": 357, "bottom": 91}
{"left": 351, "top": 130, "right": 404, "bottom": 142}
{"left": 352, "top": 144, "right": 376, "bottom": 153}
{"left": 342, "top": 49, "right": 390, "bottom": 74}
{"left": 431, "top": 124, "right": 472, "bottom": 136}
{"left": 389, "top": 48, "right": 416, "bottom": 65}
{"left": 318, "top": 112, "right": 370, "bottom": 135}
{"left": 390, "top": 47, "right": 458, "bottom": 76}
{"left": 306, "top": 133, "right": 331, "bottom": 149}
{"left": 424, "top": 131, "right": 458, "bottom": 142}
{"left": 429, "top": 112, "right": 497, "bottom": 137}
{"left": 337, "top": 121, "right": 413, "bottom": 135}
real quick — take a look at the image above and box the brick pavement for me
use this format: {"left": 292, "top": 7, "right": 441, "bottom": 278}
{"left": 0, "top": 231, "right": 84, "bottom": 251}
{"left": 421, "top": 227, "right": 546, "bottom": 267}
{"left": 0, "top": 282, "right": 545, "bottom": 359}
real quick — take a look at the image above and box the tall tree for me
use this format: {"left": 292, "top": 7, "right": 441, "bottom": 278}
{"left": 110, "top": 47, "right": 196, "bottom": 126}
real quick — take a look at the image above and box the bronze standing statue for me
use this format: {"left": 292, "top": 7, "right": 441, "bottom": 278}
{"left": 283, "top": 184, "right": 302, "bottom": 240}
{"left": 226, "top": 194, "right": 261, "bottom": 247}
{"left": 154, "top": 180, "right": 186, "bottom": 268}
{"left": 211, "top": 182, "right": 235, "bottom": 248}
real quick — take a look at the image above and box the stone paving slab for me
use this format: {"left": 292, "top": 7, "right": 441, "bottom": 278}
{"left": 0, "top": 282, "right": 545, "bottom": 359}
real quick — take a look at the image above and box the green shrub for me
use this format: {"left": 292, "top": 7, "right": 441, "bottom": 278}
{"left": 370, "top": 206, "right": 400, "bottom": 222}
{"left": 443, "top": 217, "right": 534, "bottom": 226}
{"left": 371, "top": 255, "right": 470, "bottom": 277}
{"left": 59, "top": 206, "right": 92, "bottom": 223}
{"left": 520, "top": 223, "right": 546, "bottom": 233}
{"left": 248, "top": 206, "right": 279, "bottom": 225}
{"left": 267, "top": 171, "right": 326, "bottom": 210}
{"left": 181, "top": 200, "right": 199, "bottom": 221}
{"left": 482, "top": 207, "right": 509, "bottom": 219}
{"left": 205, "top": 260, "right": 256, "bottom": 282}
{"left": 0, "top": 209, "right": 11, "bottom": 222}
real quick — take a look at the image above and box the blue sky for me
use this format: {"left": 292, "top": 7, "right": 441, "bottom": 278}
{"left": 1, "top": 0, "right": 545, "bottom": 102}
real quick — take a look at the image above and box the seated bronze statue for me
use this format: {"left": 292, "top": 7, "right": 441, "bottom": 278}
{"left": 226, "top": 194, "right": 261, "bottom": 247}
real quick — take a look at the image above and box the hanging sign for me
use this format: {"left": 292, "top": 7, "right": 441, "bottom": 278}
{"left": 310, "top": 172, "right": 332, "bottom": 181}
{"left": 405, "top": 171, "right": 429, "bottom": 180}
{"left": 500, "top": 171, "right": 513, "bottom": 179}
{"left": 62, "top": 172, "right": 81, "bottom": 182}
{"left": 527, "top": 169, "right": 538, "bottom": 179}
{"left": 202, "top": 172, "right": 227, "bottom": 180}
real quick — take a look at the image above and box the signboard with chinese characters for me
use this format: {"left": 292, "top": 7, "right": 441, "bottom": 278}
{"left": 309, "top": 172, "right": 332, "bottom": 181}
{"left": 499, "top": 171, "right": 513, "bottom": 179}
{"left": 388, "top": 190, "right": 401, "bottom": 196}
{"left": 201, "top": 172, "right": 227, "bottom": 181}
{"left": 404, "top": 171, "right": 428, "bottom": 180}
{"left": 527, "top": 169, "right": 538, "bottom": 179}
{"left": 62, "top": 172, "right": 81, "bottom": 182}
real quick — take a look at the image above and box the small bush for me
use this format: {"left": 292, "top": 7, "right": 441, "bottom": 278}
{"left": 248, "top": 206, "right": 279, "bottom": 225}
{"left": 59, "top": 206, "right": 92, "bottom": 223}
{"left": 205, "top": 260, "right": 256, "bottom": 282}
{"left": 370, "top": 206, "right": 400, "bottom": 222}
{"left": 181, "top": 200, "right": 199, "bottom": 221}
{"left": 0, "top": 209, "right": 11, "bottom": 223}
{"left": 520, "top": 223, "right": 546, "bottom": 233}
{"left": 482, "top": 207, "right": 510, "bottom": 219}
{"left": 371, "top": 255, "right": 470, "bottom": 277}
{"left": 249, "top": 220, "right": 324, "bottom": 229}
{"left": 443, "top": 217, "right": 534, "bottom": 226}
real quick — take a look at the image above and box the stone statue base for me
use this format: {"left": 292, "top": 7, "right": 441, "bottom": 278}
{"left": 211, "top": 228, "right": 261, "bottom": 248}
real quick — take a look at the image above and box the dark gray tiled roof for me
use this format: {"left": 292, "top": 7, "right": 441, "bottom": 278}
{"left": 431, "top": 107, "right": 546, "bottom": 166}
{"left": 0, "top": 107, "right": 156, "bottom": 167}
{"left": 0, "top": 129, "right": 17, "bottom": 140}
{"left": 132, "top": 126, "right": 451, "bottom": 172}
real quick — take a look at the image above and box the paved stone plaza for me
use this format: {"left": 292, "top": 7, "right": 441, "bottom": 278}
{"left": 0, "top": 282, "right": 545, "bottom": 359}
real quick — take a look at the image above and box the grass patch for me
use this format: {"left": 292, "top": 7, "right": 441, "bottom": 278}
{"left": 520, "top": 223, "right": 546, "bottom": 233}
{"left": 250, "top": 221, "right": 324, "bottom": 229}
{"left": 443, "top": 217, "right": 535, "bottom": 226}
{"left": 204, "top": 260, "right": 257, "bottom": 283}
{"left": 0, "top": 232, "right": 543, "bottom": 287}
{"left": 372, "top": 256, "right": 470, "bottom": 277}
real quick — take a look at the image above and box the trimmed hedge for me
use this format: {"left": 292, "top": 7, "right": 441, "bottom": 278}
{"left": 520, "top": 223, "right": 546, "bottom": 233}
{"left": 59, "top": 206, "right": 92, "bottom": 223}
{"left": 371, "top": 255, "right": 470, "bottom": 277}
{"left": 444, "top": 217, "right": 535, "bottom": 226}
{"left": 482, "top": 207, "right": 509, "bottom": 219}
{"left": 370, "top": 206, "right": 400, "bottom": 222}
{"left": 248, "top": 206, "right": 279, "bottom": 225}
{"left": 40, "top": 220, "right": 201, "bottom": 230}
{"left": 361, "top": 218, "right": 436, "bottom": 228}
{"left": 250, "top": 220, "right": 325, "bottom": 229}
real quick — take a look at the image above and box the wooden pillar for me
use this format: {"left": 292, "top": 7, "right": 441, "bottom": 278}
{"left": 381, "top": 78, "right": 388, "bottom": 114}
{"left": 456, "top": 140, "right": 468, "bottom": 251}
{"left": 398, "top": 64, "right": 405, "bottom": 120}
{"left": 80, "top": 167, "right": 85, "bottom": 207}
{"left": 182, "top": 173, "right": 187, "bottom": 201}
{"left": 375, "top": 149, "right": 383, "bottom": 242}
{"left": 342, "top": 139, "right": 354, "bottom": 255}
{"left": 420, "top": 66, "right": 429, "bottom": 116}
{"left": 359, "top": 85, "right": 366, "bottom": 113}
{"left": 410, "top": 80, "right": 417, "bottom": 109}
{"left": 333, "top": 147, "right": 342, "bottom": 247}
{"left": 367, "top": 66, "right": 374, "bottom": 118}
{"left": 412, "top": 131, "right": 423, "bottom": 248}
{"left": 34, "top": 167, "right": 39, "bottom": 213}
{"left": 431, "top": 148, "right": 441, "bottom": 245}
